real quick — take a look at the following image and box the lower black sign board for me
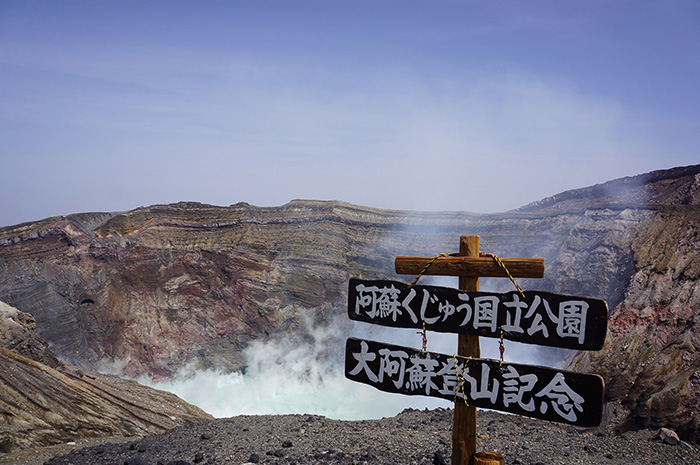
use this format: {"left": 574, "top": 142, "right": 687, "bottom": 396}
{"left": 345, "top": 337, "right": 604, "bottom": 428}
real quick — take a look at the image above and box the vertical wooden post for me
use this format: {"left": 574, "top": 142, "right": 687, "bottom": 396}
{"left": 452, "top": 235, "right": 481, "bottom": 465}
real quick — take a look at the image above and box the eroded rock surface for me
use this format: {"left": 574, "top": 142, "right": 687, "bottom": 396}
{"left": 0, "top": 300, "right": 61, "bottom": 369}
{"left": 570, "top": 202, "right": 700, "bottom": 442}
{"left": 0, "top": 302, "right": 212, "bottom": 452}
{"left": 0, "top": 164, "right": 699, "bottom": 441}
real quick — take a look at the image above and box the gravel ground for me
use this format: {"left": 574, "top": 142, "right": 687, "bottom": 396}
{"left": 8, "top": 408, "right": 700, "bottom": 465}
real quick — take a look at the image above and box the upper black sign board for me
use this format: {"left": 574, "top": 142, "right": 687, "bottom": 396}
{"left": 348, "top": 278, "right": 608, "bottom": 351}
{"left": 345, "top": 337, "right": 605, "bottom": 428}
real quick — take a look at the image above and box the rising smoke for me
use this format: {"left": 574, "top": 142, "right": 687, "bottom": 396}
{"left": 136, "top": 219, "right": 573, "bottom": 419}
{"left": 139, "top": 314, "right": 454, "bottom": 419}
{"left": 135, "top": 294, "right": 563, "bottom": 420}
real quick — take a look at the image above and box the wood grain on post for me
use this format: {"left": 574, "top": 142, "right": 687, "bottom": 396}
{"left": 474, "top": 451, "right": 505, "bottom": 465}
{"left": 452, "top": 235, "right": 481, "bottom": 465}
{"left": 394, "top": 256, "right": 544, "bottom": 278}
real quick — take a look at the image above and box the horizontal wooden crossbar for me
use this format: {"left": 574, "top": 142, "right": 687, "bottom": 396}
{"left": 395, "top": 256, "right": 544, "bottom": 278}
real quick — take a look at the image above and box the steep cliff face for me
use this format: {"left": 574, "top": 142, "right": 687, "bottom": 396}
{"left": 1, "top": 201, "right": 445, "bottom": 377}
{"left": 0, "top": 300, "right": 61, "bottom": 369}
{"left": 570, "top": 203, "right": 700, "bottom": 441}
{"left": 0, "top": 200, "right": 647, "bottom": 377}
{"left": 0, "top": 301, "right": 212, "bottom": 452}
{"left": 525, "top": 165, "right": 700, "bottom": 441}
{"left": 0, "top": 164, "right": 699, "bottom": 440}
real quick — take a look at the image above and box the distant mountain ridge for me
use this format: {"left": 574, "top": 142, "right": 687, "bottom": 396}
{"left": 0, "top": 164, "right": 699, "bottom": 442}
{"left": 516, "top": 164, "right": 700, "bottom": 212}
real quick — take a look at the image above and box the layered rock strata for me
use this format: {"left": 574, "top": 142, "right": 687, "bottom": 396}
{"left": 570, "top": 199, "right": 700, "bottom": 441}
{"left": 0, "top": 301, "right": 212, "bottom": 452}
{"left": 0, "top": 164, "right": 699, "bottom": 441}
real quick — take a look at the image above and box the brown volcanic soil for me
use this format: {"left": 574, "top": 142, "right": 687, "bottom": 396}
{"left": 18, "top": 408, "right": 700, "bottom": 465}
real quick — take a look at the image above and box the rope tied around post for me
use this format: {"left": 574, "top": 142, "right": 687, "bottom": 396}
{"left": 453, "top": 353, "right": 471, "bottom": 406}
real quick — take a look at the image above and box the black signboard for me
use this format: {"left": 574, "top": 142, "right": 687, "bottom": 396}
{"left": 348, "top": 278, "right": 608, "bottom": 351}
{"left": 345, "top": 337, "right": 604, "bottom": 428}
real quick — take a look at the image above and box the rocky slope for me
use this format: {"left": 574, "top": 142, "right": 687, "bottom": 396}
{"left": 0, "top": 164, "right": 699, "bottom": 442}
{"left": 0, "top": 301, "right": 212, "bottom": 453}
{"left": 569, "top": 198, "right": 700, "bottom": 441}
{"left": 44, "top": 409, "right": 700, "bottom": 465}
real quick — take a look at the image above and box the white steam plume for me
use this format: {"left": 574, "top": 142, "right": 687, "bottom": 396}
{"left": 137, "top": 314, "right": 451, "bottom": 419}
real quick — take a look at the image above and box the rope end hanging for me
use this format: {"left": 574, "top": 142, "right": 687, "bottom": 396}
{"left": 407, "top": 252, "right": 455, "bottom": 356}
{"left": 480, "top": 251, "right": 527, "bottom": 366}
{"left": 499, "top": 330, "right": 505, "bottom": 366}
{"left": 454, "top": 353, "right": 471, "bottom": 406}
{"left": 418, "top": 321, "right": 428, "bottom": 356}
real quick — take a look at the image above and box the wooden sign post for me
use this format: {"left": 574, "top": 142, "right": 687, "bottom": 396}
{"left": 345, "top": 235, "right": 608, "bottom": 465}
{"left": 453, "top": 236, "right": 480, "bottom": 465}
{"left": 404, "top": 236, "right": 545, "bottom": 465}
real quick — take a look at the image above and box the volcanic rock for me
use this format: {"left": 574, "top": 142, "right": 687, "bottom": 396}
{"left": 42, "top": 409, "right": 700, "bottom": 465}
{"left": 657, "top": 427, "right": 681, "bottom": 445}
{"left": 0, "top": 301, "right": 212, "bottom": 453}
{"left": 0, "top": 300, "right": 61, "bottom": 368}
{"left": 0, "top": 164, "right": 699, "bottom": 441}
{"left": 567, "top": 167, "right": 700, "bottom": 442}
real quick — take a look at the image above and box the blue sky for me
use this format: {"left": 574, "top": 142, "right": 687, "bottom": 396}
{"left": 1, "top": 1, "right": 699, "bottom": 227}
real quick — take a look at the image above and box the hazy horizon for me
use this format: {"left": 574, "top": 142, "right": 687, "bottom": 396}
{"left": 2, "top": 1, "right": 699, "bottom": 227}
